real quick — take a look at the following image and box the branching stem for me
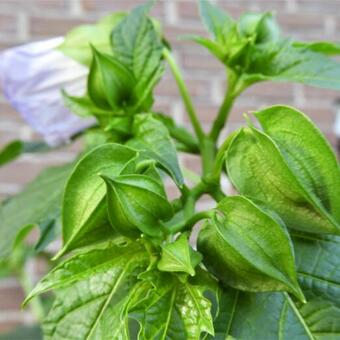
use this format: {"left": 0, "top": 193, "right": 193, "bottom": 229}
{"left": 163, "top": 49, "right": 205, "bottom": 145}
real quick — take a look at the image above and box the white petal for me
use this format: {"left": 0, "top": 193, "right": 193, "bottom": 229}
{"left": 0, "top": 37, "right": 95, "bottom": 146}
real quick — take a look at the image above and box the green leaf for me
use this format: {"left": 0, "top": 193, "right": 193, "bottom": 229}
{"left": 198, "top": 196, "right": 304, "bottom": 301}
{"left": 111, "top": 4, "right": 164, "bottom": 109}
{"left": 199, "top": 0, "right": 233, "bottom": 41}
{"left": 255, "top": 105, "right": 340, "bottom": 224}
{"left": 87, "top": 49, "right": 136, "bottom": 111}
{"left": 62, "top": 90, "right": 112, "bottom": 117}
{"left": 0, "top": 140, "right": 51, "bottom": 167}
{"left": 102, "top": 174, "right": 173, "bottom": 238}
{"left": 244, "top": 41, "right": 340, "bottom": 90}
{"left": 207, "top": 233, "right": 340, "bottom": 339}
{"left": 238, "top": 12, "right": 280, "bottom": 44}
{"left": 129, "top": 271, "right": 214, "bottom": 339}
{"left": 226, "top": 127, "right": 340, "bottom": 235}
{"left": 58, "top": 13, "right": 126, "bottom": 66}
{"left": 58, "top": 143, "right": 137, "bottom": 258}
{"left": 294, "top": 40, "right": 340, "bottom": 55}
{"left": 0, "top": 163, "right": 72, "bottom": 260}
{"left": 0, "top": 140, "right": 23, "bottom": 166}
{"left": 28, "top": 239, "right": 149, "bottom": 340}
{"left": 154, "top": 113, "right": 199, "bottom": 154}
{"left": 127, "top": 114, "right": 184, "bottom": 187}
{"left": 157, "top": 234, "right": 202, "bottom": 276}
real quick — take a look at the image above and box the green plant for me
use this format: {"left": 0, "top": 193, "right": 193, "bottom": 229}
{"left": 1, "top": 0, "right": 340, "bottom": 339}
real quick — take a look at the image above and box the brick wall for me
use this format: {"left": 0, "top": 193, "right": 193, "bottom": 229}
{"left": 1, "top": 0, "right": 340, "bottom": 334}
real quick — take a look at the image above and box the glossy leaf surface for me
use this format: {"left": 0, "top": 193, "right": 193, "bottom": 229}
{"left": 59, "top": 143, "right": 137, "bottom": 256}
{"left": 157, "top": 233, "right": 202, "bottom": 276}
{"left": 38, "top": 239, "right": 149, "bottom": 340}
{"left": 103, "top": 174, "right": 173, "bottom": 238}
{"left": 255, "top": 105, "right": 340, "bottom": 224}
{"left": 198, "top": 196, "right": 304, "bottom": 300}
{"left": 226, "top": 127, "right": 340, "bottom": 235}
{"left": 129, "top": 271, "right": 214, "bottom": 340}
{"left": 127, "top": 114, "right": 183, "bottom": 186}
{"left": 207, "top": 233, "right": 340, "bottom": 339}
{"left": 87, "top": 49, "right": 136, "bottom": 111}
{"left": 111, "top": 4, "right": 164, "bottom": 109}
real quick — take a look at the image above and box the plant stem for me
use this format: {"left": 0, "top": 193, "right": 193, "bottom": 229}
{"left": 201, "top": 137, "right": 216, "bottom": 177}
{"left": 209, "top": 72, "right": 243, "bottom": 143}
{"left": 163, "top": 48, "right": 205, "bottom": 144}
{"left": 19, "top": 265, "right": 44, "bottom": 323}
{"left": 209, "top": 129, "right": 239, "bottom": 184}
{"left": 209, "top": 89, "right": 236, "bottom": 143}
{"left": 168, "top": 210, "right": 214, "bottom": 234}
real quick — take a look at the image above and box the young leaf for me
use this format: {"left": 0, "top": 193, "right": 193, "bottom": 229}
{"left": 127, "top": 114, "right": 184, "bottom": 187}
{"left": 153, "top": 113, "right": 199, "bottom": 154}
{"left": 207, "top": 233, "right": 340, "bottom": 339}
{"left": 199, "top": 0, "right": 233, "bottom": 41}
{"left": 198, "top": 196, "right": 305, "bottom": 301}
{"left": 129, "top": 271, "right": 214, "bottom": 339}
{"left": 226, "top": 127, "right": 340, "bottom": 235}
{"left": 255, "top": 105, "right": 340, "bottom": 223}
{"left": 102, "top": 174, "right": 173, "bottom": 238}
{"left": 157, "top": 233, "right": 202, "bottom": 276}
{"left": 293, "top": 40, "right": 340, "bottom": 55}
{"left": 58, "top": 13, "right": 126, "bottom": 66}
{"left": 58, "top": 143, "right": 137, "bottom": 257}
{"left": 0, "top": 140, "right": 51, "bottom": 167}
{"left": 88, "top": 49, "right": 136, "bottom": 111}
{"left": 238, "top": 12, "right": 280, "bottom": 43}
{"left": 62, "top": 91, "right": 112, "bottom": 117}
{"left": 28, "top": 239, "right": 149, "bottom": 340}
{"left": 111, "top": 4, "right": 164, "bottom": 109}
{"left": 0, "top": 140, "right": 22, "bottom": 166}
{"left": 244, "top": 41, "right": 340, "bottom": 90}
{"left": 0, "top": 163, "right": 72, "bottom": 260}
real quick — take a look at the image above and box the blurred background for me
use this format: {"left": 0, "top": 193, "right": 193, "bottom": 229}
{"left": 0, "top": 0, "right": 340, "bottom": 335}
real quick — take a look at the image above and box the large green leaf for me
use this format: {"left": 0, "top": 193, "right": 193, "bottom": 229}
{"left": 0, "top": 163, "right": 72, "bottom": 259}
{"left": 198, "top": 196, "right": 304, "bottom": 301}
{"left": 128, "top": 271, "right": 214, "bottom": 340}
{"left": 111, "top": 4, "right": 164, "bottom": 108}
{"left": 102, "top": 174, "right": 173, "bottom": 238}
{"left": 127, "top": 114, "right": 183, "bottom": 187}
{"left": 29, "top": 239, "right": 149, "bottom": 340}
{"left": 246, "top": 42, "right": 340, "bottom": 90}
{"left": 58, "top": 13, "right": 126, "bottom": 66}
{"left": 226, "top": 127, "right": 340, "bottom": 235}
{"left": 294, "top": 41, "right": 340, "bottom": 55}
{"left": 255, "top": 105, "right": 340, "bottom": 223}
{"left": 208, "top": 233, "right": 340, "bottom": 339}
{"left": 57, "top": 143, "right": 137, "bottom": 257}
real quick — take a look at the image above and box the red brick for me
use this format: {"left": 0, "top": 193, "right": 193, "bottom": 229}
{"left": 0, "top": 285, "right": 24, "bottom": 310}
{"left": 82, "top": 0, "right": 164, "bottom": 16}
{"left": 0, "top": 14, "right": 17, "bottom": 36}
{"left": 30, "top": 16, "right": 90, "bottom": 37}
{"left": 177, "top": 1, "right": 199, "bottom": 21}
{"left": 0, "top": 320, "right": 23, "bottom": 333}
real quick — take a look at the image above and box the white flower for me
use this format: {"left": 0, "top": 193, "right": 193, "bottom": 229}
{"left": 0, "top": 37, "right": 94, "bottom": 146}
